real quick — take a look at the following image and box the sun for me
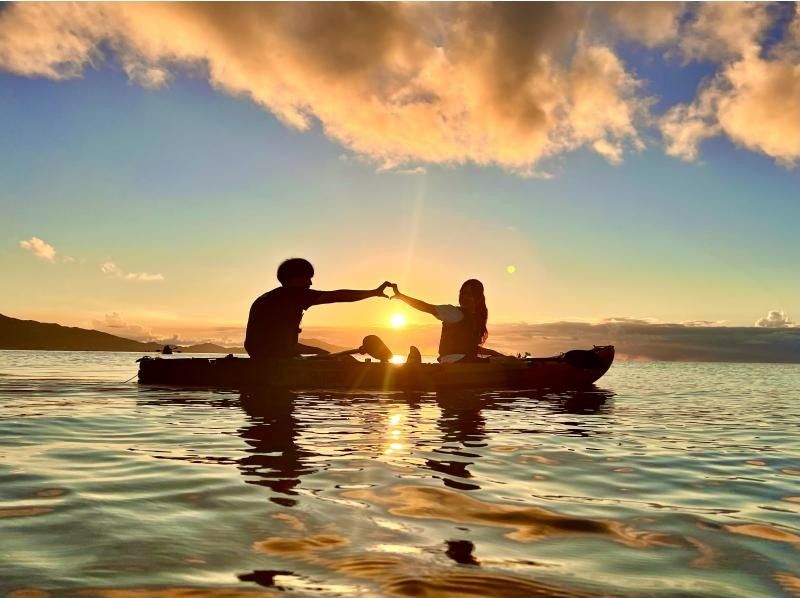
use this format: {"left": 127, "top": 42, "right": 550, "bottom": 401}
{"left": 390, "top": 313, "right": 407, "bottom": 328}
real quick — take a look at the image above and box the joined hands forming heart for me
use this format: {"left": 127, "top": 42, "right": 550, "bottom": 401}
{"left": 376, "top": 281, "right": 394, "bottom": 299}
{"left": 376, "top": 281, "right": 400, "bottom": 299}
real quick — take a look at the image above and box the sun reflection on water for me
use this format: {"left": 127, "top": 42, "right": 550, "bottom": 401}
{"left": 384, "top": 410, "right": 407, "bottom": 456}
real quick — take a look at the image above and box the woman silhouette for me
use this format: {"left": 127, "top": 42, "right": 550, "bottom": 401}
{"left": 391, "top": 279, "right": 505, "bottom": 363}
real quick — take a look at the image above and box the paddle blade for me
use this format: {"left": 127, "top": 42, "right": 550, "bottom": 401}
{"left": 360, "top": 335, "right": 393, "bottom": 362}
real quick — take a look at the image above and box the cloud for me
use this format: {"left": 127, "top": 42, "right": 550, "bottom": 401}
{"left": 102, "top": 312, "right": 125, "bottom": 328}
{"left": 100, "top": 261, "right": 164, "bottom": 282}
{"left": 663, "top": 54, "right": 800, "bottom": 166}
{"left": 680, "top": 319, "right": 727, "bottom": 327}
{"left": 679, "top": 3, "right": 771, "bottom": 62}
{"left": 126, "top": 272, "right": 164, "bottom": 282}
{"left": 19, "top": 237, "right": 77, "bottom": 264}
{"left": 661, "top": 4, "right": 800, "bottom": 166}
{"left": 755, "top": 310, "right": 796, "bottom": 329}
{"left": 121, "top": 62, "right": 169, "bottom": 89}
{"left": 660, "top": 87, "right": 721, "bottom": 161}
{"left": 99, "top": 261, "right": 117, "bottom": 274}
{"left": 19, "top": 236, "right": 56, "bottom": 262}
{"left": 0, "top": 3, "right": 653, "bottom": 172}
{"left": 391, "top": 166, "right": 427, "bottom": 176}
{"left": 2, "top": 3, "right": 798, "bottom": 171}
{"left": 88, "top": 313, "right": 246, "bottom": 346}
{"left": 304, "top": 318, "right": 800, "bottom": 364}
{"left": 77, "top": 314, "right": 800, "bottom": 363}
{"left": 91, "top": 312, "right": 158, "bottom": 342}
{"left": 488, "top": 320, "right": 800, "bottom": 363}
{"left": 601, "top": 2, "right": 684, "bottom": 48}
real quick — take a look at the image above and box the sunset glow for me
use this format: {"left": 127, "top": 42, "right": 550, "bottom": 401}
{"left": 390, "top": 313, "right": 407, "bottom": 328}
{"left": 4, "top": 4, "right": 800, "bottom": 595}
{"left": 1, "top": 2, "right": 799, "bottom": 360}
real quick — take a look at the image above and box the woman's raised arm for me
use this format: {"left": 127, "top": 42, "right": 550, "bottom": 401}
{"left": 390, "top": 284, "right": 437, "bottom": 316}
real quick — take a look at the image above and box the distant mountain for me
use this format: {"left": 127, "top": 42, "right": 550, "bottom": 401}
{"left": 0, "top": 313, "right": 163, "bottom": 352}
{"left": 181, "top": 338, "right": 345, "bottom": 354}
{"left": 298, "top": 338, "right": 348, "bottom": 353}
{"left": 179, "top": 343, "right": 244, "bottom": 354}
{"left": 0, "top": 313, "right": 344, "bottom": 354}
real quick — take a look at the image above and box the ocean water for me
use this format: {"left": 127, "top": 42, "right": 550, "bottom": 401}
{"left": 1, "top": 351, "right": 799, "bottom": 597}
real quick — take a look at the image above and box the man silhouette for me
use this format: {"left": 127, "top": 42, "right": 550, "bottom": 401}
{"left": 245, "top": 258, "right": 390, "bottom": 359}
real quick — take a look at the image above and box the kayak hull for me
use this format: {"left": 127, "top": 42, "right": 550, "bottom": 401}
{"left": 137, "top": 346, "right": 614, "bottom": 391}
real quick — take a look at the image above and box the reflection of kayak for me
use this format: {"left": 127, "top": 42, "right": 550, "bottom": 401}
{"left": 137, "top": 346, "right": 614, "bottom": 391}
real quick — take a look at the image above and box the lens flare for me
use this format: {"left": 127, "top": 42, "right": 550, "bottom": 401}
{"left": 506, "top": 265, "right": 516, "bottom": 274}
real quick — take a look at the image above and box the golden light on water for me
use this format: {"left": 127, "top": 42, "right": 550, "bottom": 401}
{"left": 506, "top": 265, "right": 516, "bottom": 274}
{"left": 390, "top": 313, "right": 407, "bottom": 328}
{"left": 384, "top": 411, "right": 406, "bottom": 455}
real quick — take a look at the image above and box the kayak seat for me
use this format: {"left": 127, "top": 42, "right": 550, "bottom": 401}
{"left": 406, "top": 346, "right": 422, "bottom": 365}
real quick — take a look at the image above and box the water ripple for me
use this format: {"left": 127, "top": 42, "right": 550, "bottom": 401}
{"left": 1, "top": 353, "right": 799, "bottom": 596}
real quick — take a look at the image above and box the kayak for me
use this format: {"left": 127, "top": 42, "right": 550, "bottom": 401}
{"left": 137, "top": 345, "right": 614, "bottom": 391}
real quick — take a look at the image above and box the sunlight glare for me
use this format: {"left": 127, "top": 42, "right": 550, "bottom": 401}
{"left": 390, "top": 354, "right": 406, "bottom": 364}
{"left": 506, "top": 265, "right": 516, "bottom": 274}
{"left": 384, "top": 410, "right": 407, "bottom": 455}
{"left": 390, "top": 313, "right": 407, "bottom": 328}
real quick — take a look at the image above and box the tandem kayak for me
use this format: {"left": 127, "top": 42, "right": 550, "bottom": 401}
{"left": 137, "top": 345, "right": 614, "bottom": 391}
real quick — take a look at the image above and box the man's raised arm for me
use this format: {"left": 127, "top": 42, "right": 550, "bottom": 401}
{"left": 311, "top": 282, "right": 392, "bottom": 305}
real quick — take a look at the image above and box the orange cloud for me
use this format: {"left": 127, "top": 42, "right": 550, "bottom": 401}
{"left": 90, "top": 311, "right": 158, "bottom": 342}
{"left": 0, "top": 3, "right": 652, "bottom": 173}
{"left": 100, "top": 261, "right": 164, "bottom": 282}
{"left": 755, "top": 310, "right": 796, "bottom": 329}
{"left": 2, "top": 3, "right": 797, "bottom": 170}
{"left": 679, "top": 2, "right": 771, "bottom": 62}
{"left": 661, "top": 4, "right": 800, "bottom": 166}
{"left": 19, "top": 236, "right": 56, "bottom": 262}
{"left": 602, "top": 2, "right": 684, "bottom": 47}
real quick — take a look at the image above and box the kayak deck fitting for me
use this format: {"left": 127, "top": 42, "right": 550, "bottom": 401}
{"left": 137, "top": 345, "right": 614, "bottom": 391}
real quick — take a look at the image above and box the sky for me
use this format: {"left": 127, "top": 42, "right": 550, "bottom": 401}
{"left": 1, "top": 2, "right": 800, "bottom": 354}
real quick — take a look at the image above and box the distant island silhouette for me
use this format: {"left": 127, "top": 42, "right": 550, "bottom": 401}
{"left": 4, "top": 312, "right": 800, "bottom": 363}
{"left": 0, "top": 313, "right": 343, "bottom": 354}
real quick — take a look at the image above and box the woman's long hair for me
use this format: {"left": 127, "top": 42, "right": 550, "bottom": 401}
{"left": 459, "top": 279, "right": 488, "bottom": 345}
